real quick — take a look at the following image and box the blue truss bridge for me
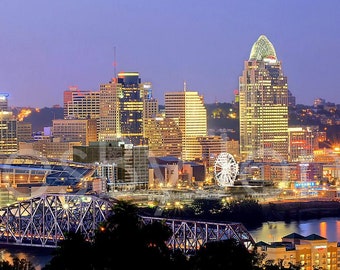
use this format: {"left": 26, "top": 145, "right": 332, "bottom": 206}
{"left": 0, "top": 194, "right": 255, "bottom": 253}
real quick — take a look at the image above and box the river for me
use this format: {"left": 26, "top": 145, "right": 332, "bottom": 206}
{"left": 249, "top": 216, "right": 340, "bottom": 243}
{"left": 0, "top": 245, "right": 54, "bottom": 270}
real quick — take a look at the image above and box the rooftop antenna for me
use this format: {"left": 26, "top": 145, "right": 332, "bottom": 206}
{"left": 113, "top": 46, "right": 117, "bottom": 78}
{"left": 183, "top": 81, "right": 187, "bottom": 92}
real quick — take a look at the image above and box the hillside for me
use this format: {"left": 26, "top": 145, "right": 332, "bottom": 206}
{"left": 13, "top": 103, "right": 340, "bottom": 141}
{"left": 17, "top": 107, "right": 64, "bottom": 132}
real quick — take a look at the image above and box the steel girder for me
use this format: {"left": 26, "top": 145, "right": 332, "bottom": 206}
{"left": 0, "top": 194, "right": 255, "bottom": 253}
{"left": 0, "top": 194, "right": 115, "bottom": 247}
{"left": 140, "top": 216, "right": 255, "bottom": 253}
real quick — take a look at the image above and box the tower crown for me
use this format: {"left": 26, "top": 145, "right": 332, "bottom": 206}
{"left": 249, "top": 35, "right": 277, "bottom": 63}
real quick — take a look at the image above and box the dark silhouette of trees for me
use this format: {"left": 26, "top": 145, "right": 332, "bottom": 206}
{"left": 0, "top": 257, "right": 35, "bottom": 270}
{"left": 42, "top": 231, "right": 92, "bottom": 270}
{"left": 151, "top": 198, "right": 264, "bottom": 229}
{"left": 43, "top": 199, "right": 289, "bottom": 270}
{"left": 42, "top": 200, "right": 188, "bottom": 270}
{"left": 189, "top": 238, "right": 254, "bottom": 270}
{"left": 92, "top": 200, "right": 179, "bottom": 270}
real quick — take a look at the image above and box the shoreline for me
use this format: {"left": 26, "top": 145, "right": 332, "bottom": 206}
{"left": 260, "top": 198, "right": 340, "bottom": 223}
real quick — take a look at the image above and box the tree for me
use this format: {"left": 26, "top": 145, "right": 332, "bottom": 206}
{"left": 188, "top": 238, "right": 254, "bottom": 270}
{"left": 43, "top": 200, "right": 188, "bottom": 270}
{"left": 0, "top": 257, "right": 35, "bottom": 270}
{"left": 92, "top": 200, "right": 180, "bottom": 270}
{"left": 43, "top": 199, "right": 271, "bottom": 270}
{"left": 42, "top": 231, "right": 92, "bottom": 270}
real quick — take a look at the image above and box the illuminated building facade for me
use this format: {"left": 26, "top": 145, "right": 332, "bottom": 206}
{"left": 52, "top": 118, "right": 98, "bottom": 146}
{"left": 63, "top": 86, "right": 100, "bottom": 120}
{"left": 144, "top": 116, "right": 182, "bottom": 158}
{"left": 0, "top": 112, "right": 17, "bottom": 154}
{"left": 99, "top": 77, "right": 120, "bottom": 141}
{"left": 73, "top": 140, "right": 149, "bottom": 190}
{"left": 197, "top": 136, "right": 223, "bottom": 174}
{"left": 99, "top": 72, "right": 150, "bottom": 145}
{"left": 226, "top": 140, "right": 240, "bottom": 162}
{"left": 17, "top": 122, "right": 32, "bottom": 142}
{"left": 143, "top": 82, "right": 158, "bottom": 119}
{"left": 19, "top": 139, "right": 82, "bottom": 160}
{"left": 238, "top": 160, "right": 325, "bottom": 188}
{"left": 256, "top": 233, "right": 339, "bottom": 270}
{"left": 0, "top": 93, "right": 9, "bottom": 111}
{"left": 239, "top": 35, "right": 289, "bottom": 162}
{"left": 118, "top": 72, "right": 145, "bottom": 145}
{"left": 0, "top": 93, "right": 17, "bottom": 154}
{"left": 165, "top": 88, "right": 207, "bottom": 161}
{"left": 0, "top": 111, "right": 17, "bottom": 154}
{"left": 288, "top": 126, "right": 320, "bottom": 162}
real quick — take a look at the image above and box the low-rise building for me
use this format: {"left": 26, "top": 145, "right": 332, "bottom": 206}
{"left": 256, "top": 232, "right": 339, "bottom": 270}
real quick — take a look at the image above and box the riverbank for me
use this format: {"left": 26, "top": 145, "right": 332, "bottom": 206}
{"left": 138, "top": 197, "right": 340, "bottom": 231}
{"left": 261, "top": 199, "right": 340, "bottom": 222}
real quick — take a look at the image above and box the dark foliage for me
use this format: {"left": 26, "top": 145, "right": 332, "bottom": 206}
{"left": 189, "top": 238, "right": 254, "bottom": 270}
{"left": 0, "top": 257, "right": 35, "bottom": 270}
{"left": 41, "top": 231, "right": 92, "bottom": 270}
{"left": 143, "top": 198, "right": 265, "bottom": 229}
{"left": 42, "top": 199, "right": 281, "bottom": 270}
{"left": 43, "top": 200, "right": 188, "bottom": 270}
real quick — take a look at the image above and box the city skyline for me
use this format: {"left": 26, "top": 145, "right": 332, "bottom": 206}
{"left": 1, "top": 0, "right": 340, "bottom": 108}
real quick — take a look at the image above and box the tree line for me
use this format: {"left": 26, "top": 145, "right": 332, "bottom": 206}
{"left": 40, "top": 200, "right": 300, "bottom": 270}
{"left": 0, "top": 199, "right": 303, "bottom": 269}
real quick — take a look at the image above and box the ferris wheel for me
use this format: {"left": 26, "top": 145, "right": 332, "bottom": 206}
{"left": 214, "top": 152, "right": 239, "bottom": 187}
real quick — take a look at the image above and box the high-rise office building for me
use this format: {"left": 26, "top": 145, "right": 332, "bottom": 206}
{"left": 63, "top": 86, "right": 100, "bottom": 120}
{"left": 0, "top": 93, "right": 9, "bottom": 111}
{"left": 144, "top": 116, "right": 182, "bottom": 158}
{"left": 0, "top": 111, "right": 17, "bottom": 154}
{"left": 239, "top": 35, "right": 289, "bottom": 162}
{"left": 99, "top": 72, "right": 151, "bottom": 145}
{"left": 165, "top": 86, "right": 207, "bottom": 161}
{"left": 73, "top": 140, "right": 149, "bottom": 190}
{"left": 118, "top": 72, "right": 145, "bottom": 145}
{"left": 17, "top": 122, "right": 32, "bottom": 142}
{"left": 288, "top": 126, "right": 320, "bottom": 162}
{"left": 52, "top": 118, "right": 98, "bottom": 146}
{"left": 0, "top": 94, "right": 17, "bottom": 154}
{"left": 99, "top": 78, "right": 120, "bottom": 141}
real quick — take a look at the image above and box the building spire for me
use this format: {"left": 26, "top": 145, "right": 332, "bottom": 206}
{"left": 183, "top": 81, "right": 187, "bottom": 92}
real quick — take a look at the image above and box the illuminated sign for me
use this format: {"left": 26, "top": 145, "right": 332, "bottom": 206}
{"left": 314, "top": 245, "right": 327, "bottom": 251}
{"left": 294, "top": 182, "right": 316, "bottom": 188}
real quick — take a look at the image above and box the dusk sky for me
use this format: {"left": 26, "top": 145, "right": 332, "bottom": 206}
{"left": 1, "top": 0, "right": 339, "bottom": 108}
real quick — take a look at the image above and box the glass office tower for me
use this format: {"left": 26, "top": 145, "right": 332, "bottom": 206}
{"left": 165, "top": 89, "right": 207, "bottom": 161}
{"left": 239, "top": 35, "right": 289, "bottom": 162}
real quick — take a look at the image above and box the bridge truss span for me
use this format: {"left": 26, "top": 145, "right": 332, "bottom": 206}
{"left": 0, "top": 194, "right": 255, "bottom": 252}
{"left": 140, "top": 216, "right": 255, "bottom": 254}
{"left": 0, "top": 193, "right": 115, "bottom": 247}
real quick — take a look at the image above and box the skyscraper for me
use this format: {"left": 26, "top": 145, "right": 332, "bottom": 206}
{"left": 118, "top": 72, "right": 144, "bottom": 145}
{"left": 99, "top": 72, "right": 151, "bottom": 145}
{"left": 0, "top": 111, "right": 17, "bottom": 154}
{"left": 165, "top": 85, "right": 207, "bottom": 161}
{"left": 99, "top": 77, "right": 120, "bottom": 141}
{"left": 63, "top": 86, "right": 100, "bottom": 120}
{"left": 0, "top": 94, "right": 17, "bottom": 154}
{"left": 239, "top": 35, "right": 289, "bottom": 162}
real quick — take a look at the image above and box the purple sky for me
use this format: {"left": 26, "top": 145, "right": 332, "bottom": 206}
{"left": 0, "top": 0, "right": 339, "bottom": 108}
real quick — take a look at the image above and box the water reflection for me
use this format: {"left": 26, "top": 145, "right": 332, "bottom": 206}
{"left": 0, "top": 246, "right": 54, "bottom": 270}
{"left": 249, "top": 217, "right": 340, "bottom": 243}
